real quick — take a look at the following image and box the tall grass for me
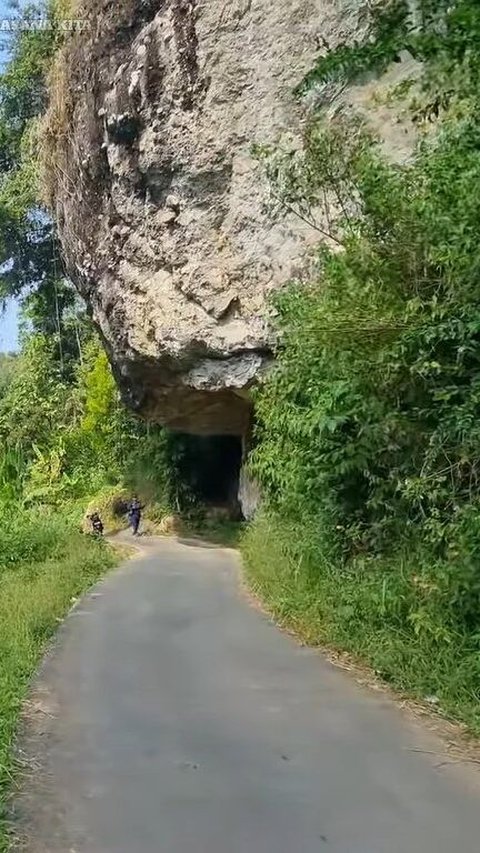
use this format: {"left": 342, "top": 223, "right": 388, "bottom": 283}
{"left": 242, "top": 513, "right": 480, "bottom": 735}
{"left": 0, "top": 507, "right": 116, "bottom": 851}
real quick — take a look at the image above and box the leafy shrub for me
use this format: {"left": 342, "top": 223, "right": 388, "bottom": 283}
{"left": 0, "top": 507, "right": 74, "bottom": 569}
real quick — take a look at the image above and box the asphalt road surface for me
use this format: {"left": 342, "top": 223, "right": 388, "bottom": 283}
{"left": 13, "top": 536, "right": 480, "bottom": 852}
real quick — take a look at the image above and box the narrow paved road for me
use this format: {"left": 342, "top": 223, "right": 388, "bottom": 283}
{"left": 14, "top": 537, "right": 480, "bottom": 852}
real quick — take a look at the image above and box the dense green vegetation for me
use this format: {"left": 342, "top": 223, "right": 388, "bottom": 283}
{"left": 244, "top": 0, "right": 480, "bottom": 732}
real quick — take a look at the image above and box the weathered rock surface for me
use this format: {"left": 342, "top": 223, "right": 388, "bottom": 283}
{"left": 46, "top": 0, "right": 415, "bottom": 434}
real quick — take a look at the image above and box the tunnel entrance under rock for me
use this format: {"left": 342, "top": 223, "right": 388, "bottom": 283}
{"left": 174, "top": 434, "right": 243, "bottom": 519}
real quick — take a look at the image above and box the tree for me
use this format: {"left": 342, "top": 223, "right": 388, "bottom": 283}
{"left": 0, "top": 352, "right": 17, "bottom": 397}
{"left": 0, "top": 334, "right": 66, "bottom": 452}
{"left": 0, "top": 0, "right": 78, "bottom": 358}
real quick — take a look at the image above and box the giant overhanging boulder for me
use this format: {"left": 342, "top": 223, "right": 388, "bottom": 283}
{"left": 44, "top": 0, "right": 415, "bottom": 434}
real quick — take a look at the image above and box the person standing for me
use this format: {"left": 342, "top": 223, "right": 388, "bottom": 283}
{"left": 127, "top": 496, "right": 144, "bottom": 536}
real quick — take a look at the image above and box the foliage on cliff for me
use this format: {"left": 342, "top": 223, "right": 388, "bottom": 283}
{"left": 245, "top": 0, "right": 480, "bottom": 730}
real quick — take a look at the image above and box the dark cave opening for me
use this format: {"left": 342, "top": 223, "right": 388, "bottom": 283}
{"left": 174, "top": 434, "right": 243, "bottom": 517}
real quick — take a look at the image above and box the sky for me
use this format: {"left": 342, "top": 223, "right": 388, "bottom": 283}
{"left": 0, "top": 0, "right": 31, "bottom": 352}
{"left": 0, "top": 300, "right": 19, "bottom": 351}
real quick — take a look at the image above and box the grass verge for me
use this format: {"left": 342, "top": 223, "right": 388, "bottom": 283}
{"left": 242, "top": 512, "right": 480, "bottom": 737}
{"left": 182, "top": 519, "right": 245, "bottom": 549}
{"left": 0, "top": 508, "right": 117, "bottom": 851}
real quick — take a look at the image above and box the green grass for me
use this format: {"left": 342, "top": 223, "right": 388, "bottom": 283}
{"left": 0, "top": 508, "right": 117, "bottom": 851}
{"left": 242, "top": 512, "right": 480, "bottom": 736}
{"left": 184, "top": 519, "right": 245, "bottom": 548}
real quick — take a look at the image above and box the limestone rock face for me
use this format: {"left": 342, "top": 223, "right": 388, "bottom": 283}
{"left": 47, "top": 0, "right": 412, "bottom": 434}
